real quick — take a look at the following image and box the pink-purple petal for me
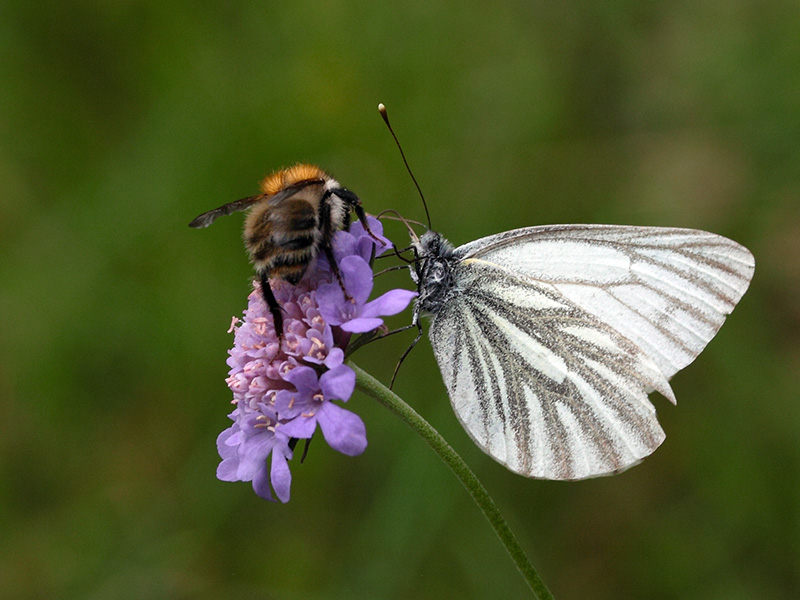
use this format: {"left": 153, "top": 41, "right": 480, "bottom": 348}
{"left": 283, "top": 365, "right": 319, "bottom": 393}
{"left": 252, "top": 465, "right": 275, "bottom": 502}
{"left": 270, "top": 450, "right": 292, "bottom": 503}
{"left": 350, "top": 217, "right": 391, "bottom": 256}
{"left": 317, "top": 403, "right": 368, "bottom": 456}
{"left": 279, "top": 415, "right": 318, "bottom": 439}
{"left": 320, "top": 364, "right": 356, "bottom": 401}
{"left": 340, "top": 256, "right": 374, "bottom": 304}
{"left": 216, "top": 455, "right": 239, "bottom": 482}
{"left": 323, "top": 347, "right": 344, "bottom": 369}
{"left": 238, "top": 433, "right": 279, "bottom": 480}
{"left": 315, "top": 282, "right": 346, "bottom": 320}
{"left": 274, "top": 389, "right": 302, "bottom": 419}
{"left": 360, "top": 289, "right": 418, "bottom": 318}
{"left": 340, "top": 317, "right": 385, "bottom": 333}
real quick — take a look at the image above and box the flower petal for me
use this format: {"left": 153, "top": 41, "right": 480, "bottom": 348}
{"left": 217, "top": 426, "right": 240, "bottom": 454}
{"left": 237, "top": 432, "right": 279, "bottom": 480}
{"left": 216, "top": 456, "right": 240, "bottom": 482}
{"left": 350, "top": 216, "right": 391, "bottom": 256}
{"left": 283, "top": 365, "right": 319, "bottom": 393}
{"left": 252, "top": 464, "right": 275, "bottom": 502}
{"left": 340, "top": 317, "right": 385, "bottom": 333}
{"left": 270, "top": 448, "right": 292, "bottom": 503}
{"left": 320, "top": 364, "right": 356, "bottom": 401}
{"left": 360, "top": 289, "right": 418, "bottom": 319}
{"left": 317, "top": 403, "right": 368, "bottom": 456}
{"left": 323, "top": 347, "right": 344, "bottom": 369}
{"left": 316, "top": 283, "right": 347, "bottom": 325}
{"left": 279, "top": 414, "right": 318, "bottom": 439}
{"left": 331, "top": 230, "right": 358, "bottom": 264}
{"left": 275, "top": 389, "right": 304, "bottom": 420}
{"left": 340, "top": 256, "right": 374, "bottom": 305}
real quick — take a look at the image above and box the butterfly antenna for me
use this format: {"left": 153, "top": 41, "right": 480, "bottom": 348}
{"left": 376, "top": 209, "right": 427, "bottom": 231}
{"left": 377, "top": 208, "right": 421, "bottom": 242}
{"left": 378, "top": 103, "right": 432, "bottom": 230}
{"left": 375, "top": 208, "right": 421, "bottom": 263}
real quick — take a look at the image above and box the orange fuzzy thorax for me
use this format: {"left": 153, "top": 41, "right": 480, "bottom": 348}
{"left": 259, "top": 164, "right": 329, "bottom": 196}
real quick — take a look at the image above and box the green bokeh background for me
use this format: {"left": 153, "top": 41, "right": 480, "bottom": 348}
{"left": 2, "top": 1, "right": 798, "bottom": 598}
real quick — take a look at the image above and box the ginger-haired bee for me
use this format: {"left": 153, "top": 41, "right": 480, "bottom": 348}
{"left": 189, "top": 164, "right": 371, "bottom": 336}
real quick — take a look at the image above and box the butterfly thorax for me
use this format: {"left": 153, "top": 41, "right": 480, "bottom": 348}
{"left": 413, "top": 230, "right": 457, "bottom": 315}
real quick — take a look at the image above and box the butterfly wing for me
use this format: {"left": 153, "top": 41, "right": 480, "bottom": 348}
{"left": 429, "top": 225, "right": 754, "bottom": 480}
{"left": 455, "top": 225, "right": 755, "bottom": 381}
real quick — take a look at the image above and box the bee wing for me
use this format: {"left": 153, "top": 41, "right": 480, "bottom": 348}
{"left": 455, "top": 224, "right": 755, "bottom": 380}
{"left": 188, "top": 179, "right": 326, "bottom": 228}
{"left": 428, "top": 225, "right": 754, "bottom": 480}
{"left": 188, "top": 195, "right": 263, "bottom": 228}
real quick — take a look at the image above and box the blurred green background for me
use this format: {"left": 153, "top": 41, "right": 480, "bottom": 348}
{"left": 1, "top": 1, "right": 798, "bottom": 598}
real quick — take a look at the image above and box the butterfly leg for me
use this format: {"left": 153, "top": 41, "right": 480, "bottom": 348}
{"left": 389, "top": 312, "right": 424, "bottom": 389}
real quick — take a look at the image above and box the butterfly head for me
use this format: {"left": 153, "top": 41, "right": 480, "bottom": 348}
{"left": 409, "top": 230, "right": 457, "bottom": 316}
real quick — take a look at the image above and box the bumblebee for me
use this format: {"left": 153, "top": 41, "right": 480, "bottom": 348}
{"left": 189, "top": 164, "right": 370, "bottom": 336}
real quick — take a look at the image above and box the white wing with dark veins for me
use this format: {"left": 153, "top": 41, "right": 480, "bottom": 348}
{"left": 428, "top": 225, "right": 754, "bottom": 480}
{"left": 456, "top": 225, "right": 755, "bottom": 379}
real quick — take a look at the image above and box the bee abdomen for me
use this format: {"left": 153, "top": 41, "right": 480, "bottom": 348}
{"left": 269, "top": 251, "right": 314, "bottom": 269}
{"left": 272, "top": 265, "right": 308, "bottom": 285}
{"left": 285, "top": 214, "right": 317, "bottom": 231}
{"left": 267, "top": 251, "right": 314, "bottom": 284}
{"left": 247, "top": 237, "right": 275, "bottom": 263}
{"left": 281, "top": 234, "right": 317, "bottom": 251}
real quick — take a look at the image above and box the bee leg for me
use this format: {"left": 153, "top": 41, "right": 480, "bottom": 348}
{"left": 354, "top": 204, "right": 382, "bottom": 243}
{"left": 259, "top": 271, "right": 285, "bottom": 339}
{"left": 320, "top": 192, "right": 355, "bottom": 299}
{"left": 334, "top": 188, "right": 381, "bottom": 243}
{"left": 323, "top": 246, "right": 352, "bottom": 301}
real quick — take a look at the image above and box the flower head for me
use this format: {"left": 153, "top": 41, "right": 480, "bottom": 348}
{"left": 216, "top": 217, "right": 415, "bottom": 502}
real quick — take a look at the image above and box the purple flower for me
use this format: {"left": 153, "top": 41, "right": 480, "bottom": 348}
{"left": 317, "top": 256, "right": 418, "bottom": 333}
{"left": 216, "top": 409, "right": 293, "bottom": 503}
{"left": 275, "top": 363, "right": 366, "bottom": 456}
{"left": 215, "top": 216, "right": 415, "bottom": 502}
{"left": 311, "top": 216, "right": 392, "bottom": 284}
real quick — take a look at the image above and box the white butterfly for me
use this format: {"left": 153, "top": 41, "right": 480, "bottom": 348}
{"left": 410, "top": 224, "right": 755, "bottom": 480}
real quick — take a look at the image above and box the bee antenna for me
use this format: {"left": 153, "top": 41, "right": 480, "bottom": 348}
{"left": 378, "top": 103, "right": 432, "bottom": 230}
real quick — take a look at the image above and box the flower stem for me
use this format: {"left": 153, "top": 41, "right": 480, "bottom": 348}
{"left": 350, "top": 361, "right": 554, "bottom": 600}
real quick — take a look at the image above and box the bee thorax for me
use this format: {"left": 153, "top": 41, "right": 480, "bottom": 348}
{"left": 325, "top": 193, "right": 349, "bottom": 231}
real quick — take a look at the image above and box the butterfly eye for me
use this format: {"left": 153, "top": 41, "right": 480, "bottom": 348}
{"left": 426, "top": 260, "right": 449, "bottom": 284}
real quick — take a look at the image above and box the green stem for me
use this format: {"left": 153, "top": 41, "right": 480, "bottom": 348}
{"left": 350, "top": 361, "right": 554, "bottom": 600}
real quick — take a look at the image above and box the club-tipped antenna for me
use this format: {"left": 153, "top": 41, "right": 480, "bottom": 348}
{"left": 374, "top": 208, "right": 418, "bottom": 264}
{"left": 378, "top": 103, "right": 431, "bottom": 230}
{"left": 376, "top": 208, "right": 423, "bottom": 243}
